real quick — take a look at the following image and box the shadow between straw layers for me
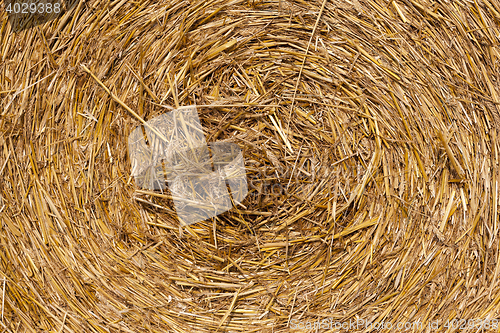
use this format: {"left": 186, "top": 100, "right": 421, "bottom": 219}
{"left": 1, "top": 0, "right": 500, "bottom": 331}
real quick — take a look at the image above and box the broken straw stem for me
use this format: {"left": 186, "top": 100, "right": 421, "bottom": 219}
{"left": 437, "top": 131, "right": 466, "bottom": 179}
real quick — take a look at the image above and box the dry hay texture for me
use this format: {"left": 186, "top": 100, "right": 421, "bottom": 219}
{"left": 2, "top": 0, "right": 500, "bottom": 331}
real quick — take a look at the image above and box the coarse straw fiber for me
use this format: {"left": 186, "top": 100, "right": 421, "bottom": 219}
{"left": 1, "top": 0, "right": 500, "bottom": 331}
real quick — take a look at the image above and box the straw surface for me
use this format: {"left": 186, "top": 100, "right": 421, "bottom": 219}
{"left": 2, "top": 0, "right": 500, "bottom": 331}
